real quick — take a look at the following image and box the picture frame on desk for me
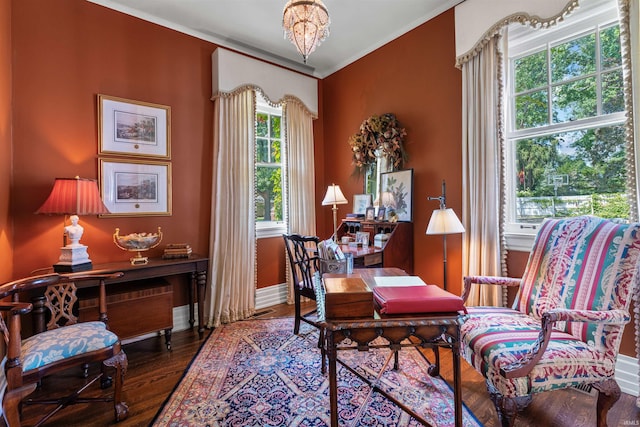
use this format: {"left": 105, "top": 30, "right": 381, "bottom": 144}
{"left": 353, "top": 194, "right": 372, "bottom": 215}
{"left": 380, "top": 169, "right": 413, "bottom": 221}
{"left": 365, "top": 207, "right": 375, "bottom": 221}
{"left": 376, "top": 207, "right": 386, "bottom": 221}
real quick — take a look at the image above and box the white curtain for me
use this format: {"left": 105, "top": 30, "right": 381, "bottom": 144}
{"left": 206, "top": 88, "right": 256, "bottom": 327}
{"left": 460, "top": 35, "right": 506, "bottom": 307}
{"left": 284, "top": 99, "right": 317, "bottom": 304}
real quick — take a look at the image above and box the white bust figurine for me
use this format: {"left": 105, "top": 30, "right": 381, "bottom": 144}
{"left": 65, "top": 215, "right": 84, "bottom": 247}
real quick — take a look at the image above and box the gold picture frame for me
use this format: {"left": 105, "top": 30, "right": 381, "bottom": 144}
{"left": 99, "top": 158, "right": 172, "bottom": 217}
{"left": 98, "top": 94, "right": 171, "bottom": 159}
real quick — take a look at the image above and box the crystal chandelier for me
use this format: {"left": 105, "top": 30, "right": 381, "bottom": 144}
{"left": 282, "top": 0, "right": 330, "bottom": 63}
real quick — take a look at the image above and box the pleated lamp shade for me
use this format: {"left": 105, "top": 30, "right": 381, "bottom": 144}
{"left": 36, "top": 177, "right": 109, "bottom": 215}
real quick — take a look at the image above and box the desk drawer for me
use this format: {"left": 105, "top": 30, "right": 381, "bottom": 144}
{"left": 363, "top": 252, "right": 382, "bottom": 266}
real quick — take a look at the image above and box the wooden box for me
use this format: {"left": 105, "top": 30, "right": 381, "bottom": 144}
{"left": 323, "top": 276, "right": 373, "bottom": 319}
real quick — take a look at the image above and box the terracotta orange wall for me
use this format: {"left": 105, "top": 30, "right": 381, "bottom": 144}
{"left": 321, "top": 10, "right": 464, "bottom": 295}
{"left": 0, "top": 0, "right": 12, "bottom": 283}
{"left": 10, "top": 1, "right": 219, "bottom": 305}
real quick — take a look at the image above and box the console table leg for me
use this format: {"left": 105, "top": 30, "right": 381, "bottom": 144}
{"left": 164, "top": 328, "right": 172, "bottom": 351}
{"left": 188, "top": 273, "right": 196, "bottom": 329}
{"left": 196, "top": 270, "right": 207, "bottom": 339}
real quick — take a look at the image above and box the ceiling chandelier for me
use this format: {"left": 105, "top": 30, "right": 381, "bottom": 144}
{"left": 282, "top": 0, "right": 330, "bottom": 63}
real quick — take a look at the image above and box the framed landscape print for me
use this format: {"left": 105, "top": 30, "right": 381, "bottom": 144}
{"left": 99, "top": 158, "right": 172, "bottom": 216}
{"left": 98, "top": 94, "right": 171, "bottom": 159}
{"left": 380, "top": 169, "right": 413, "bottom": 221}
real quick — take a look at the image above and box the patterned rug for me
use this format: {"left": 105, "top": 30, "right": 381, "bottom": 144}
{"left": 151, "top": 318, "right": 483, "bottom": 427}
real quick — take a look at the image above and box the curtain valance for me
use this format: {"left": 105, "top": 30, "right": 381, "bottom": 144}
{"left": 455, "top": 0, "right": 579, "bottom": 67}
{"left": 212, "top": 47, "right": 318, "bottom": 117}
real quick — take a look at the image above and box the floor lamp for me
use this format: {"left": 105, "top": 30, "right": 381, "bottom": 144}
{"left": 322, "top": 184, "right": 348, "bottom": 241}
{"left": 426, "top": 180, "right": 464, "bottom": 290}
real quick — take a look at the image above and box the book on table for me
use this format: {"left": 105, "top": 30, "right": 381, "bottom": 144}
{"left": 372, "top": 276, "right": 467, "bottom": 315}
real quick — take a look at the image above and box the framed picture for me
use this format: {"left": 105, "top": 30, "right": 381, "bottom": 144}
{"left": 353, "top": 194, "right": 372, "bottom": 215}
{"left": 355, "top": 231, "right": 370, "bottom": 247}
{"left": 99, "top": 158, "right": 172, "bottom": 216}
{"left": 365, "top": 206, "right": 376, "bottom": 221}
{"left": 380, "top": 169, "right": 413, "bottom": 221}
{"left": 376, "top": 207, "right": 386, "bottom": 221}
{"left": 98, "top": 94, "right": 171, "bottom": 159}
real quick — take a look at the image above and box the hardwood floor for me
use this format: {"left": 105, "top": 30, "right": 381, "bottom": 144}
{"left": 13, "top": 302, "right": 640, "bottom": 426}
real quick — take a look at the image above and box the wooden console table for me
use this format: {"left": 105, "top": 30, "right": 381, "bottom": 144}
{"left": 52, "top": 255, "right": 209, "bottom": 341}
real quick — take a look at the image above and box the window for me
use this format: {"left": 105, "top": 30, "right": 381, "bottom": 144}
{"left": 255, "top": 94, "right": 287, "bottom": 238}
{"left": 504, "top": 1, "right": 630, "bottom": 249}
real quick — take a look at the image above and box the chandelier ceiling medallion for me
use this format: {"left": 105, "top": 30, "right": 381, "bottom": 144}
{"left": 282, "top": 0, "right": 330, "bottom": 63}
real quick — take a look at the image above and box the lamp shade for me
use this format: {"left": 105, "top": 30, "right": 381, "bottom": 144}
{"left": 36, "top": 177, "right": 109, "bottom": 215}
{"left": 426, "top": 208, "right": 465, "bottom": 235}
{"left": 322, "top": 184, "right": 348, "bottom": 206}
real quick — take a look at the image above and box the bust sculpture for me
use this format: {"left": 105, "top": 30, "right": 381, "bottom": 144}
{"left": 64, "top": 215, "right": 84, "bottom": 247}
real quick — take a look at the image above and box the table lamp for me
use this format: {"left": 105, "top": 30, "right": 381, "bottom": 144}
{"left": 426, "top": 180, "right": 465, "bottom": 290}
{"left": 35, "top": 177, "right": 110, "bottom": 272}
{"left": 322, "top": 184, "right": 348, "bottom": 241}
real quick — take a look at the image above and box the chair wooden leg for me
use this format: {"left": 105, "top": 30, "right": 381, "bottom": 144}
{"left": 592, "top": 379, "right": 621, "bottom": 427}
{"left": 293, "top": 294, "right": 302, "bottom": 335}
{"left": 486, "top": 380, "right": 532, "bottom": 427}
{"left": 103, "top": 351, "right": 129, "bottom": 422}
{"left": 3, "top": 384, "right": 37, "bottom": 427}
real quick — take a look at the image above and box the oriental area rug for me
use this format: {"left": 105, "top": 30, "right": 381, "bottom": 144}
{"left": 151, "top": 317, "right": 483, "bottom": 427}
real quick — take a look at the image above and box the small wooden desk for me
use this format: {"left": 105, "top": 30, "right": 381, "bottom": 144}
{"left": 320, "top": 268, "right": 464, "bottom": 427}
{"left": 66, "top": 255, "right": 209, "bottom": 339}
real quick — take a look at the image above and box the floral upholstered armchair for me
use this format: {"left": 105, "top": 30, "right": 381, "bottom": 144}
{"left": 460, "top": 216, "right": 640, "bottom": 427}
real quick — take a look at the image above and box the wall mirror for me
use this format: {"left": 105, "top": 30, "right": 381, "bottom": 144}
{"left": 364, "top": 150, "right": 392, "bottom": 207}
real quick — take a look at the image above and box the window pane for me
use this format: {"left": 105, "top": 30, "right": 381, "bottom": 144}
{"left": 602, "top": 69, "right": 624, "bottom": 114}
{"left": 270, "top": 115, "right": 281, "bottom": 139}
{"left": 256, "top": 113, "right": 268, "bottom": 137}
{"left": 551, "top": 33, "right": 595, "bottom": 82}
{"left": 270, "top": 139, "right": 281, "bottom": 164}
{"left": 515, "top": 90, "right": 548, "bottom": 129}
{"left": 514, "top": 50, "right": 547, "bottom": 92}
{"left": 552, "top": 77, "right": 596, "bottom": 123}
{"left": 514, "top": 125, "right": 628, "bottom": 222}
{"left": 256, "top": 138, "right": 269, "bottom": 162}
{"left": 255, "top": 165, "right": 282, "bottom": 221}
{"left": 600, "top": 25, "right": 621, "bottom": 70}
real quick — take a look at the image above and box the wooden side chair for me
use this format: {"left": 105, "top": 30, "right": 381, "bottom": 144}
{"left": 0, "top": 272, "right": 129, "bottom": 426}
{"left": 460, "top": 216, "right": 640, "bottom": 427}
{"left": 283, "top": 233, "right": 322, "bottom": 335}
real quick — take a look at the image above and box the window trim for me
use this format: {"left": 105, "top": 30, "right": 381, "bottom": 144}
{"left": 255, "top": 96, "right": 287, "bottom": 239}
{"left": 503, "top": 0, "right": 627, "bottom": 251}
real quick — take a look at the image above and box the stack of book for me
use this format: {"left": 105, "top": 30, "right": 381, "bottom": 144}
{"left": 162, "top": 243, "right": 192, "bottom": 259}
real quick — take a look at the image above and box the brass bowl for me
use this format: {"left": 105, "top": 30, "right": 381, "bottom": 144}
{"left": 113, "top": 227, "right": 162, "bottom": 264}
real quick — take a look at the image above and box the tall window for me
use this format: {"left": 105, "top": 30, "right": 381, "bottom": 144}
{"left": 255, "top": 94, "right": 287, "bottom": 238}
{"left": 505, "top": 1, "right": 629, "bottom": 242}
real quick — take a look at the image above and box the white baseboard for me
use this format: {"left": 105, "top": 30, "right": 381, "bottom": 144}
{"left": 256, "top": 282, "right": 288, "bottom": 310}
{"left": 616, "top": 354, "right": 639, "bottom": 397}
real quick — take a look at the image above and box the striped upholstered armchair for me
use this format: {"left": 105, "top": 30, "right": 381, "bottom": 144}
{"left": 460, "top": 216, "right": 640, "bottom": 427}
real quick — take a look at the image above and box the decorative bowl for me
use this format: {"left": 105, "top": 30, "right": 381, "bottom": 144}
{"left": 113, "top": 227, "right": 163, "bottom": 265}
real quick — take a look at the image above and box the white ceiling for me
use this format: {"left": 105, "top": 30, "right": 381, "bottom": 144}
{"left": 87, "top": 0, "right": 463, "bottom": 78}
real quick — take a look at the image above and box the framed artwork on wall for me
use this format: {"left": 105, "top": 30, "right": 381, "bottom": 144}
{"left": 380, "top": 169, "right": 413, "bottom": 221}
{"left": 99, "top": 158, "right": 172, "bottom": 216}
{"left": 98, "top": 94, "right": 171, "bottom": 159}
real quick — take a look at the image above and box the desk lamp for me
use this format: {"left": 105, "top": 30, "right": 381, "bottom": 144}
{"left": 426, "top": 180, "right": 465, "bottom": 290}
{"left": 36, "top": 177, "right": 110, "bottom": 272}
{"left": 322, "top": 184, "right": 348, "bottom": 242}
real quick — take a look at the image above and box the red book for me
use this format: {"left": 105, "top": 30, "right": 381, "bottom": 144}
{"left": 373, "top": 285, "right": 467, "bottom": 314}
